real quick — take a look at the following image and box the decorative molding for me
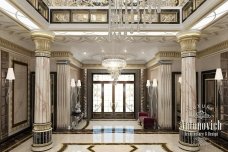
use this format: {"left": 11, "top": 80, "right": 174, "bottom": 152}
{"left": 31, "top": 31, "right": 55, "bottom": 58}
{"left": 176, "top": 30, "right": 201, "bottom": 57}
{"left": 82, "top": 64, "right": 146, "bottom": 69}
{"left": 51, "top": 51, "right": 73, "bottom": 58}
{"left": 0, "top": 37, "right": 33, "bottom": 57}
{"left": 146, "top": 51, "right": 181, "bottom": 68}
{"left": 197, "top": 40, "right": 228, "bottom": 58}
{"left": 51, "top": 51, "right": 82, "bottom": 68}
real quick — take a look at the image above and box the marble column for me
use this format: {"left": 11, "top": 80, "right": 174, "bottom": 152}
{"left": 177, "top": 30, "right": 200, "bottom": 151}
{"left": 157, "top": 61, "right": 172, "bottom": 129}
{"left": 140, "top": 68, "right": 145, "bottom": 112}
{"left": 31, "top": 31, "right": 54, "bottom": 151}
{"left": 56, "top": 60, "right": 71, "bottom": 129}
{"left": 83, "top": 69, "right": 87, "bottom": 118}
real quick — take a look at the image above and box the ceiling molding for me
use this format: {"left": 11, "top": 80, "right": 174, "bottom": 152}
{"left": 51, "top": 51, "right": 82, "bottom": 68}
{"left": 197, "top": 40, "right": 228, "bottom": 58}
{"left": 146, "top": 51, "right": 181, "bottom": 68}
{"left": 0, "top": 37, "right": 33, "bottom": 57}
{"left": 82, "top": 64, "right": 146, "bottom": 69}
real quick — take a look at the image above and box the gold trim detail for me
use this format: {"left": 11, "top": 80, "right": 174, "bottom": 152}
{"left": 52, "top": 51, "right": 82, "bottom": 68}
{"left": 176, "top": 30, "right": 201, "bottom": 57}
{"left": 0, "top": 37, "right": 33, "bottom": 56}
{"left": 33, "top": 122, "right": 52, "bottom": 131}
{"left": 146, "top": 51, "right": 180, "bottom": 68}
{"left": 197, "top": 40, "right": 228, "bottom": 58}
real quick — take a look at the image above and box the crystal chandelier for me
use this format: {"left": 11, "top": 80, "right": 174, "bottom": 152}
{"left": 108, "top": 0, "right": 178, "bottom": 40}
{"left": 102, "top": 56, "right": 126, "bottom": 82}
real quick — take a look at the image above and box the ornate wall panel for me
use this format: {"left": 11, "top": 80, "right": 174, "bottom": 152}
{"left": 0, "top": 51, "right": 9, "bottom": 141}
{"left": 12, "top": 61, "right": 28, "bottom": 128}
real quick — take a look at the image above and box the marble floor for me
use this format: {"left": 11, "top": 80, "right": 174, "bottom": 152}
{"left": 7, "top": 121, "right": 224, "bottom": 152}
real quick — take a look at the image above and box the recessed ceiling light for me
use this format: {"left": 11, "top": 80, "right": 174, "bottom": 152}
{"left": 83, "top": 52, "right": 87, "bottom": 55}
{"left": 142, "top": 51, "right": 145, "bottom": 54}
{"left": 101, "top": 50, "right": 105, "bottom": 53}
{"left": 124, "top": 49, "right": 127, "bottom": 53}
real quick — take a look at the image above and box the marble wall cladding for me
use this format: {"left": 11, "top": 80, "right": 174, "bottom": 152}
{"left": 34, "top": 57, "right": 51, "bottom": 123}
{"left": 181, "top": 57, "right": 197, "bottom": 124}
{"left": 57, "top": 63, "right": 71, "bottom": 129}
{"left": 13, "top": 62, "right": 28, "bottom": 127}
{"left": 158, "top": 64, "right": 172, "bottom": 129}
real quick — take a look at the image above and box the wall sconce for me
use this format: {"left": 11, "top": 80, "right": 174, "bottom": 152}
{"left": 215, "top": 68, "right": 223, "bottom": 81}
{"left": 6, "top": 68, "right": 15, "bottom": 81}
{"left": 71, "top": 78, "right": 76, "bottom": 87}
{"left": 152, "top": 79, "right": 158, "bottom": 87}
{"left": 178, "top": 77, "right": 182, "bottom": 84}
{"left": 77, "top": 80, "right": 81, "bottom": 88}
{"left": 5, "top": 68, "right": 15, "bottom": 104}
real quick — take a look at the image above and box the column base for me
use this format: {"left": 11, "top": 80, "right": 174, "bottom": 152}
{"left": 179, "top": 141, "right": 200, "bottom": 151}
{"left": 32, "top": 122, "right": 53, "bottom": 151}
{"left": 32, "top": 142, "right": 53, "bottom": 152}
{"left": 179, "top": 128, "right": 200, "bottom": 151}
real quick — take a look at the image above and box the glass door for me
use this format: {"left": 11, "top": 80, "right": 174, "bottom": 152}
{"left": 92, "top": 74, "right": 135, "bottom": 119}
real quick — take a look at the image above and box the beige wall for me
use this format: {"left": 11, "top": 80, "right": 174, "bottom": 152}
{"left": 70, "top": 66, "right": 81, "bottom": 81}
{"left": 0, "top": 47, "right": 32, "bottom": 137}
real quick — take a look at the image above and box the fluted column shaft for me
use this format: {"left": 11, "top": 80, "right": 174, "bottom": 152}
{"left": 56, "top": 61, "right": 71, "bottom": 129}
{"left": 158, "top": 61, "right": 172, "bottom": 129}
{"left": 177, "top": 30, "right": 200, "bottom": 151}
{"left": 31, "top": 31, "right": 54, "bottom": 151}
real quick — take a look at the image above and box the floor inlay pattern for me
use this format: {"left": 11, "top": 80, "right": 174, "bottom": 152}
{"left": 57, "top": 143, "right": 172, "bottom": 152}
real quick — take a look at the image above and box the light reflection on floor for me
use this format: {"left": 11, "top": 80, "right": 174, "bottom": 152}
{"left": 8, "top": 121, "right": 223, "bottom": 152}
{"left": 92, "top": 125, "right": 135, "bottom": 143}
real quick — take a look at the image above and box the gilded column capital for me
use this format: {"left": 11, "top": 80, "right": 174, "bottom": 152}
{"left": 31, "top": 31, "right": 55, "bottom": 57}
{"left": 176, "top": 30, "right": 201, "bottom": 57}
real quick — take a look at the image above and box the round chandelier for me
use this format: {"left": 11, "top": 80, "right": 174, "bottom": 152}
{"left": 102, "top": 57, "right": 126, "bottom": 82}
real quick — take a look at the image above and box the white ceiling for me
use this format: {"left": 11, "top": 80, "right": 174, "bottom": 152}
{"left": 0, "top": 0, "right": 227, "bottom": 64}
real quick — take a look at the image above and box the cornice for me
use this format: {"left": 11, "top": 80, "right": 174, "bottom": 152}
{"left": 51, "top": 51, "right": 73, "bottom": 58}
{"left": 197, "top": 40, "right": 228, "bottom": 58}
{"left": 146, "top": 51, "right": 181, "bottom": 68}
{"left": 51, "top": 51, "right": 82, "bottom": 68}
{"left": 0, "top": 37, "right": 33, "bottom": 57}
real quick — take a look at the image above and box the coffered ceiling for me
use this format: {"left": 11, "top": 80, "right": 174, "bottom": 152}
{"left": 0, "top": 0, "right": 227, "bottom": 64}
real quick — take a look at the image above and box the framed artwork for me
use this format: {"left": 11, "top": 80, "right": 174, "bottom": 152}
{"left": 52, "top": 10, "right": 70, "bottom": 23}
{"left": 141, "top": 12, "right": 159, "bottom": 23}
{"left": 12, "top": 61, "right": 28, "bottom": 128}
{"left": 194, "top": 0, "right": 206, "bottom": 9}
{"left": 123, "top": 11, "right": 140, "bottom": 23}
{"left": 90, "top": 10, "right": 108, "bottom": 23}
{"left": 71, "top": 10, "right": 89, "bottom": 23}
{"left": 160, "top": 11, "right": 178, "bottom": 23}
